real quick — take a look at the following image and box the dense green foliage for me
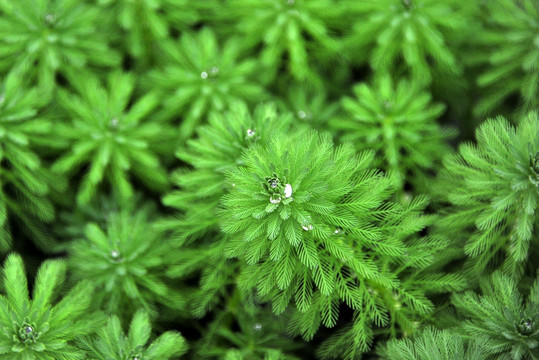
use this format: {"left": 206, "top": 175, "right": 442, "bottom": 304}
{"left": 472, "top": 0, "right": 539, "bottom": 116}
{"left": 438, "top": 112, "right": 539, "bottom": 277}
{"left": 331, "top": 75, "right": 453, "bottom": 192}
{"left": 378, "top": 328, "right": 489, "bottom": 360}
{"left": 0, "top": 0, "right": 537, "bottom": 359}
{"left": 79, "top": 310, "right": 187, "bottom": 360}
{"left": 0, "top": 0, "right": 119, "bottom": 88}
{"left": 0, "top": 254, "right": 102, "bottom": 359}
{"left": 451, "top": 271, "right": 539, "bottom": 360}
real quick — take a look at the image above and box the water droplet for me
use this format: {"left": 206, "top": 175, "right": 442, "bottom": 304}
{"left": 110, "top": 118, "right": 118, "bottom": 128}
{"left": 298, "top": 110, "right": 306, "bottom": 119}
{"left": 301, "top": 224, "right": 313, "bottom": 231}
{"left": 24, "top": 326, "right": 33, "bottom": 334}
{"left": 232, "top": 183, "right": 236, "bottom": 187}
{"left": 210, "top": 66, "right": 219, "bottom": 74}
{"left": 334, "top": 227, "right": 342, "bottom": 235}
{"left": 253, "top": 323, "right": 262, "bottom": 331}
{"left": 111, "top": 250, "right": 120, "bottom": 259}
{"left": 270, "top": 194, "right": 282, "bottom": 204}
{"left": 201, "top": 71, "right": 208, "bottom": 79}
{"left": 284, "top": 184, "right": 293, "bottom": 198}
{"left": 247, "top": 129, "right": 256, "bottom": 137}
{"left": 45, "top": 14, "right": 56, "bottom": 23}
{"left": 270, "top": 180, "right": 278, "bottom": 188}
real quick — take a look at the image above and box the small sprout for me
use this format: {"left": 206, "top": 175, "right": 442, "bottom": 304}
{"left": 518, "top": 318, "right": 534, "bottom": 335}
{"left": 298, "top": 110, "right": 306, "bottom": 119}
{"left": 18, "top": 321, "right": 40, "bottom": 343}
{"left": 110, "top": 249, "right": 120, "bottom": 259}
{"left": 201, "top": 71, "right": 208, "bottom": 79}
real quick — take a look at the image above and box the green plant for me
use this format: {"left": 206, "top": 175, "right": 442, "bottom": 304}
{"left": 222, "top": 0, "right": 341, "bottom": 84}
{"left": 79, "top": 310, "right": 188, "bottom": 360}
{"left": 68, "top": 201, "right": 184, "bottom": 320}
{"left": 278, "top": 83, "right": 339, "bottom": 131}
{"left": 53, "top": 71, "right": 170, "bottom": 204}
{"left": 0, "top": 254, "right": 102, "bottom": 359}
{"left": 161, "top": 103, "right": 292, "bottom": 244}
{"left": 331, "top": 75, "right": 453, "bottom": 193}
{"left": 195, "top": 307, "right": 300, "bottom": 360}
{"left": 344, "top": 0, "right": 467, "bottom": 85}
{"left": 438, "top": 112, "right": 539, "bottom": 276}
{"left": 0, "top": 1, "right": 537, "bottom": 359}
{"left": 0, "top": 68, "right": 59, "bottom": 252}
{"left": 451, "top": 271, "right": 539, "bottom": 360}
{"left": 473, "top": 0, "right": 539, "bottom": 116}
{"left": 149, "top": 28, "right": 266, "bottom": 138}
{"left": 378, "top": 327, "right": 489, "bottom": 360}
{"left": 95, "top": 0, "right": 200, "bottom": 63}
{"left": 0, "top": 0, "right": 119, "bottom": 89}
{"left": 220, "top": 128, "right": 465, "bottom": 357}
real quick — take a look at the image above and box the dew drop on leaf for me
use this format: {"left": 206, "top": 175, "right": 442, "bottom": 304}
{"left": 284, "top": 184, "right": 293, "bottom": 198}
{"left": 44, "top": 14, "right": 56, "bottom": 24}
{"left": 270, "top": 194, "right": 282, "bottom": 204}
